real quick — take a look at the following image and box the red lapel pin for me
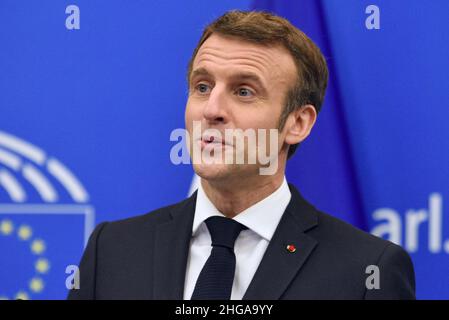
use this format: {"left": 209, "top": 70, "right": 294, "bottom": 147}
{"left": 286, "top": 244, "right": 296, "bottom": 253}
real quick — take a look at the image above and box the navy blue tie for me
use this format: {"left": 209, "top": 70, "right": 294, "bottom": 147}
{"left": 191, "top": 216, "right": 247, "bottom": 300}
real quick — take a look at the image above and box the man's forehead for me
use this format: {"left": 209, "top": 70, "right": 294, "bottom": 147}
{"left": 195, "top": 34, "right": 279, "bottom": 66}
{"left": 192, "top": 34, "right": 296, "bottom": 83}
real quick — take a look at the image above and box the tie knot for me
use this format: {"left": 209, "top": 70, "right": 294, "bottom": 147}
{"left": 205, "top": 216, "right": 247, "bottom": 249}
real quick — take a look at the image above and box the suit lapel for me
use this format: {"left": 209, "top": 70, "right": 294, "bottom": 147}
{"left": 243, "top": 184, "right": 319, "bottom": 300}
{"left": 153, "top": 192, "right": 197, "bottom": 299}
{"left": 152, "top": 183, "right": 319, "bottom": 300}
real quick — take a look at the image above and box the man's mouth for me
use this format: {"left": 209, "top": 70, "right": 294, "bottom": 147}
{"left": 198, "top": 134, "right": 231, "bottom": 149}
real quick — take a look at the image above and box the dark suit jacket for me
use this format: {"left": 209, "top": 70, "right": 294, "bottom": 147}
{"left": 68, "top": 183, "right": 415, "bottom": 299}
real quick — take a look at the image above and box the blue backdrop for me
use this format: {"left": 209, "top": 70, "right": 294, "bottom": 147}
{"left": 0, "top": 0, "right": 447, "bottom": 299}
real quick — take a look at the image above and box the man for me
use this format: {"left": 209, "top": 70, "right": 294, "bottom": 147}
{"left": 68, "top": 10, "right": 415, "bottom": 300}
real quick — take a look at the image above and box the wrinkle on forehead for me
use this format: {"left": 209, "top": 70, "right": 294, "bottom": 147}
{"left": 193, "top": 34, "right": 296, "bottom": 87}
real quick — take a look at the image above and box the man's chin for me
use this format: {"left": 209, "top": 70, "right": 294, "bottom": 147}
{"left": 193, "top": 162, "right": 235, "bottom": 182}
{"left": 193, "top": 162, "right": 263, "bottom": 184}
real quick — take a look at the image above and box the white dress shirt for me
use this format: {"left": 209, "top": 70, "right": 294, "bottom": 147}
{"left": 183, "top": 177, "right": 292, "bottom": 300}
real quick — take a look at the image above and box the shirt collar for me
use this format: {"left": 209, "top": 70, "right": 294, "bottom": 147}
{"left": 192, "top": 177, "right": 291, "bottom": 241}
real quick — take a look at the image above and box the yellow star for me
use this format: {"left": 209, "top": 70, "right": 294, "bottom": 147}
{"left": 15, "top": 291, "right": 29, "bottom": 300}
{"left": 31, "top": 239, "right": 46, "bottom": 255}
{"left": 35, "top": 258, "right": 50, "bottom": 274}
{"left": 30, "top": 277, "right": 44, "bottom": 293}
{"left": 18, "top": 225, "right": 32, "bottom": 240}
{"left": 0, "top": 220, "right": 14, "bottom": 235}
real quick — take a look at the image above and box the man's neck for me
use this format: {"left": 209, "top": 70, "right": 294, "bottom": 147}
{"left": 200, "top": 173, "right": 285, "bottom": 218}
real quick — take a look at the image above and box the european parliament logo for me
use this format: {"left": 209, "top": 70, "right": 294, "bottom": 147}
{"left": 0, "top": 131, "right": 94, "bottom": 300}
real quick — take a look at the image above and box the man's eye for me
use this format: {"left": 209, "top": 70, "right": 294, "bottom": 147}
{"left": 237, "top": 88, "right": 253, "bottom": 97}
{"left": 196, "top": 83, "right": 210, "bottom": 94}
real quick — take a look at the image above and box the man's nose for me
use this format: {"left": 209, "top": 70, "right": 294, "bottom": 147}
{"left": 202, "top": 85, "right": 228, "bottom": 124}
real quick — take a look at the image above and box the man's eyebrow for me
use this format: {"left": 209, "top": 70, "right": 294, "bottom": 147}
{"left": 190, "top": 68, "right": 212, "bottom": 81}
{"left": 190, "top": 68, "right": 267, "bottom": 92}
{"left": 229, "top": 72, "right": 267, "bottom": 90}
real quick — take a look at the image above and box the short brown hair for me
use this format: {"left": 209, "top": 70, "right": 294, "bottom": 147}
{"left": 187, "top": 10, "right": 328, "bottom": 159}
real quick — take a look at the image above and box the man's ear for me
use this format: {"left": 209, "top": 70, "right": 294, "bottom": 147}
{"left": 284, "top": 104, "right": 317, "bottom": 145}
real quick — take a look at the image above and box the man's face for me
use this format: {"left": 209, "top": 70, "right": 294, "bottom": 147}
{"left": 185, "top": 33, "right": 297, "bottom": 182}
